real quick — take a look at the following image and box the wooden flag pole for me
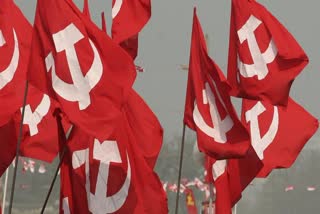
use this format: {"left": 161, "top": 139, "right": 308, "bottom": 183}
{"left": 2, "top": 168, "right": 9, "bottom": 214}
{"left": 8, "top": 80, "right": 29, "bottom": 214}
{"left": 174, "top": 124, "right": 186, "bottom": 214}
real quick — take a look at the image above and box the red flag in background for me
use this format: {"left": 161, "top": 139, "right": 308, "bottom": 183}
{"left": 28, "top": 0, "right": 136, "bottom": 141}
{"left": 242, "top": 98, "right": 318, "bottom": 177}
{"left": 0, "top": 119, "right": 17, "bottom": 176}
{"left": 184, "top": 8, "right": 250, "bottom": 160}
{"left": 17, "top": 85, "right": 71, "bottom": 163}
{"left": 60, "top": 122, "right": 168, "bottom": 214}
{"left": 227, "top": 0, "right": 308, "bottom": 106}
{"left": 0, "top": 0, "right": 32, "bottom": 126}
{"left": 111, "top": 0, "right": 151, "bottom": 59}
{"left": 185, "top": 188, "right": 198, "bottom": 214}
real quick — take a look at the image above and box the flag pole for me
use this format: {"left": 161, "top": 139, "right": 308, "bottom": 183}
{"left": 8, "top": 80, "right": 29, "bottom": 214}
{"left": 176, "top": 33, "right": 209, "bottom": 214}
{"left": 40, "top": 146, "right": 67, "bottom": 214}
{"left": 2, "top": 168, "right": 9, "bottom": 214}
{"left": 209, "top": 183, "right": 214, "bottom": 214}
{"left": 174, "top": 124, "right": 186, "bottom": 214}
{"left": 233, "top": 203, "right": 238, "bottom": 214}
{"left": 40, "top": 116, "right": 72, "bottom": 214}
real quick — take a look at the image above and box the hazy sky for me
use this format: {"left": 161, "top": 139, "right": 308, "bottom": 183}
{"left": 15, "top": 0, "right": 320, "bottom": 141}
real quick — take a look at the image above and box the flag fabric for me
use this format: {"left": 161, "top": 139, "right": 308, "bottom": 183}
{"left": 227, "top": 0, "right": 309, "bottom": 106}
{"left": 204, "top": 145, "right": 262, "bottom": 214}
{"left": 0, "top": 0, "right": 74, "bottom": 171}
{"left": 241, "top": 97, "right": 318, "bottom": 177}
{"left": 204, "top": 156, "right": 240, "bottom": 214}
{"left": 123, "top": 89, "right": 163, "bottom": 169}
{"left": 0, "top": 119, "right": 17, "bottom": 176}
{"left": 82, "top": 0, "right": 91, "bottom": 19}
{"left": 184, "top": 8, "right": 250, "bottom": 160}
{"left": 17, "top": 85, "right": 71, "bottom": 163}
{"left": 60, "top": 122, "right": 168, "bottom": 214}
{"left": 28, "top": 0, "right": 136, "bottom": 141}
{"left": 111, "top": 0, "right": 151, "bottom": 59}
{"left": 213, "top": 160, "right": 234, "bottom": 214}
{"left": 109, "top": 0, "right": 160, "bottom": 168}
{"left": 0, "top": 0, "right": 71, "bottom": 167}
{"left": 0, "top": 0, "right": 32, "bottom": 126}
{"left": 1, "top": 86, "right": 71, "bottom": 176}
{"left": 185, "top": 188, "right": 198, "bottom": 214}
{"left": 0, "top": 0, "right": 32, "bottom": 176}
{"left": 184, "top": 9, "right": 254, "bottom": 214}
{"left": 235, "top": 146, "right": 262, "bottom": 196}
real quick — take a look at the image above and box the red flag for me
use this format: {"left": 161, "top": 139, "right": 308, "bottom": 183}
{"left": 185, "top": 188, "right": 198, "bottom": 214}
{"left": 214, "top": 160, "right": 233, "bottom": 214}
{"left": 204, "top": 145, "right": 262, "bottom": 214}
{"left": 227, "top": 0, "right": 308, "bottom": 106}
{"left": 0, "top": 0, "right": 32, "bottom": 126}
{"left": 111, "top": 0, "right": 151, "bottom": 59}
{"left": 17, "top": 85, "right": 71, "bottom": 163}
{"left": 28, "top": 0, "right": 136, "bottom": 141}
{"left": 101, "top": 12, "right": 107, "bottom": 33}
{"left": 0, "top": 0, "right": 71, "bottom": 167}
{"left": 0, "top": 0, "right": 32, "bottom": 176}
{"left": 241, "top": 98, "right": 318, "bottom": 177}
{"left": 184, "top": 8, "right": 250, "bottom": 160}
{"left": 123, "top": 89, "right": 163, "bottom": 169}
{"left": 0, "top": 119, "right": 17, "bottom": 176}
{"left": 203, "top": 156, "right": 237, "bottom": 214}
{"left": 82, "top": 0, "right": 91, "bottom": 19}
{"left": 60, "top": 123, "right": 168, "bottom": 214}
{"left": 235, "top": 146, "right": 262, "bottom": 195}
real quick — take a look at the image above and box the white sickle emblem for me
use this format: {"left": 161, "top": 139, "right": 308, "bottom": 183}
{"left": 112, "top": 0, "right": 123, "bottom": 18}
{"left": 73, "top": 140, "right": 131, "bottom": 213}
{"left": 237, "top": 15, "right": 278, "bottom": 80}
{"left": 193, "top": 81, "right": 233, "bottom": 143}
{"left": 0, "top": 29, "right": 20, "bottom": 89}
{"left": 23, "top": 94, "right": 51, "bottom": 136}
{"left": 212, "top": 159, "right": 227, "bottom": 180}
{"left": 245, "top": 101, "right": 279, "bottom": 159}
{"left": 48, "top": 23, "right": 103, "bottom": 110}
